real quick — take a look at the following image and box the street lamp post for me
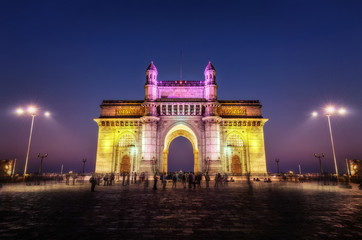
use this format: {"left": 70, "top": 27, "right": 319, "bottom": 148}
{"left": 312, "top": 106, "right": 346, "bottom": 183}
{"left": 24, "top": 114, "right": 35, "bottom": 176}
{"left": 38, "top": 153, "right": 48, "bottom": 175}
{"left": 82, "top": 158, "right": 87, "bottom": 174}
{"left": 314, "top": 153, "right": 324, "bottom": 176}
{"left": 326, "top": 113, "right": 339, "bottom": 179}
{"left": 16, "top": 106, "right": 50, "bottom": 176}
{"left": 275, "top": 158, "right": 280, "bottom": 174}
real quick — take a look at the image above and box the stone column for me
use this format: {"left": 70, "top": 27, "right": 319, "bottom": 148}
{"left": 139, "top": 116, "right": 160, "bottom": 173}
{"left": 202, "top": 116, "right": 222, "bottom": 174}
{"left": 247, "top": 119, "right": 268, "bottom": 176}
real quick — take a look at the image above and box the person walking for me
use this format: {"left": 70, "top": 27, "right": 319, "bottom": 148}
{"left": 197, "top": 174, "right": 202, "bottom": 188}
{"left": 205, "top": 172, "right": 210, "bottom": 188}
{"left": 126, "top": 172, "right": 130, "bottom": 187}
{"left": 214, "top": 173, "right": 219, "bottom": 188}
{"left": 65, "top": 173, "right": 70, "bottom": 185}
{"left": 153, "top": 173, "right": 158, "bottom": 190}
{"left": 188, "top": 172, "right": 193, "bottom": 189}
{"left": 182, "top": 173, "right": 186, "bottom": 188}
{"left": 172, "top": 173, "right": 177, "bottom": 188}
{"left": 162, "top": 173, "right": 167, "bottom": 189}
{"left": 109, "top": 173, "right": 115, "bottom": 186}
{"left": 72, "top": 174, "right": 77, "bottom": 185}
{"left": 224, "top": 173, "right": 228, "bottom": 187}
{"left": 144, "top": 172, "right": 149, "bottom": 189}
{"left": 89, "top": 175, "right": 97, "bottom": 192}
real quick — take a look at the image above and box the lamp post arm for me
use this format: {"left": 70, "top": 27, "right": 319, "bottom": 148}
{"left": 24, "top": 115, "right": 35, "bottom": 176}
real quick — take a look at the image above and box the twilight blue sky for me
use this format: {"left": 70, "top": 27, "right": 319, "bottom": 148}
{"left": 0, "top": 0, "right": 361, "bottom": 174}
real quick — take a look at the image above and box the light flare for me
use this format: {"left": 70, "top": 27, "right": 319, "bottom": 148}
{"left": 16, "top": 108, "right": 24, "bottom": 115}
{"left": 27, "top": 106, "right": 37, "bottom": 114}
{"left": 325, "top": 106, "right": 335, "bottom": 115}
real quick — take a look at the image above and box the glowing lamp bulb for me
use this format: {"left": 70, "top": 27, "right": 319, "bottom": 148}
{"left": 312, "top": 111, "right": 318, "bottom": 117}
{"left": 27, "top": 106, "right": 37, "bottom": 114}
{"left": 326, "top": 106, "right": 335, "bottom": 114}
{"left": 338, "top": 108, "right": 346, "bottom": 115}
{"left": 44, "top": 111, "right": 50, "bottom": 117}
{"left": 16, "top": 108, "right": 24, "bottom": 115}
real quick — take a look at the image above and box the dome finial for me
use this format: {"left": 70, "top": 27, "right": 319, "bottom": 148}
{"left": 146, "top": 61, "right": 157, "bottom": 72}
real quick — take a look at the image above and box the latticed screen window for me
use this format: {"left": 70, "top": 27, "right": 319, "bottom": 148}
{"left": 119, "top": 134, "right": 135, "bottom": 147}
{"left": 190, "top": 105, "right": 194, "bottom": 114}
{"left": 168, "top": 105, "right": 172, "bottom": 115}
{"left": 196, "top": 105, "right": 200, "bottom": 115}
{"left": 185, "top": 105, "right": 188, "bottom": 114}
{"left": 179, "top": 105, "right": 183, "bottom": 113}
{"left": 227, "top": 134, "right": 244, "bottom": 147}
{"left": 162, "top": 105, "right": 166, "bottom": 115}
{"left": 173, "top": 105, "right": 177, "bottom": 114}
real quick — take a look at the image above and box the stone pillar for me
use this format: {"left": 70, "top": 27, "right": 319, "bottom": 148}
{"left": 202, "top": 116, "right": 222, "bottom": 174}
{"left": 139, "top": 116, "right": 160, "bottom": 173}
{"left": 94, "top": 120, "right": 115, "bottom": 173}
{"left": 247, "top": 120, "right": 268, "bottom": 176}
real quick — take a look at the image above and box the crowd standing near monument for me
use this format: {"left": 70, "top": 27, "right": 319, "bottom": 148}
{"left": 2, "top": 170, "right": 361, "bottom": 193}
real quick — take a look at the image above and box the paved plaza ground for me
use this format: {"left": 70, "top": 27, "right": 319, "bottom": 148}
{"left": 0, "top": 180, "right": 361, "bottom": 240}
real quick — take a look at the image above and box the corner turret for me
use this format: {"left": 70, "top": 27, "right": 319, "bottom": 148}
{"left": 204, "top": 61, "right": 217, "bottom": 101}
{"left": 145, "top": 61, "right": 158, "bottom": 101}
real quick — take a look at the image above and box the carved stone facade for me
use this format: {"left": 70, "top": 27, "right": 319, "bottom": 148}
{"left": 94, "top": 61, "right": 268, "bottom": 175}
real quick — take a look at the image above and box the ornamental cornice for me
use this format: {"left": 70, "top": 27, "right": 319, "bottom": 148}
{"left": 205, "top": 102, "right": 220, "bottom": 107}
{"left": 140, "top": 116, "right": 160, "bottom": 123}
{"left": 141, "top": 102, "right": 158, "bottom": 107}
{"left": 202, "top": 116, "right": 222, "bottom": 123}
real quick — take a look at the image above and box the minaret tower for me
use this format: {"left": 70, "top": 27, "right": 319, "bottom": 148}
{"left": 203, "top": 61, "right": 221, "bottom": 173}
{"left": 145, "top": 61, "right": 158, "bottom": 101}
{"left": 204, "top": 61, "right": 217, "bottom": 101}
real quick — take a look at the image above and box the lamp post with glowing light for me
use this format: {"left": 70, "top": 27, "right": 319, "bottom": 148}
{"left": 82, "top": 158, "right": 87, "bottom": 174}
{"left": 312, "top": 106, "right": 346, "bottom": 182}
{"left": 38, "top": 153, "right": 48, "bottom": 175}
{"left": 275, "top": 158, "right": 280, "bottom": 174}
{"left": 314, "top": 153, "right": 324, "bottom": 176}
{"left": 16, "top": 106, "right": 50, "bottom": 176}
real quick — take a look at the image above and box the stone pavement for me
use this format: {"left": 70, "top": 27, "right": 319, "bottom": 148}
{"left": 0, "top": 181, "right": 361, "bottom": 240}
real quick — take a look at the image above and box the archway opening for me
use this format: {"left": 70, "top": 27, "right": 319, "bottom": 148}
{"left": 168, "top": 136, "right": 194, "bottom": 172}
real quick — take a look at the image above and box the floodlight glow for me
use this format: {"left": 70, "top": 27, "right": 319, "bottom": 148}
{"left": 27, "top": 106, "right": 37, "bottom": 114}
{"left": 326, "top": 106, "right": 335, "bottom": 115}
{"left": 312, "top": 111, "right": 318, "bottom": 117}
{"left": 338, "top": 108, "right": 346, "bottom": 115}
{"left": 16, "top": 108, "right": 24, "bottom": 115}
{"left": 44, "top": 111, "right": 50, "bottom": 117}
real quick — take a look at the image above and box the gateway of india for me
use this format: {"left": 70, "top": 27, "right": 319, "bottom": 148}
{"left": 94, "top": 61, "right": 268, "bottom": 176}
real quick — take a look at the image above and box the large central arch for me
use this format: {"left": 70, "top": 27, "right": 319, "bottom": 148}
{"left": 162, "top": 124, "right": 199, "bottom": 173}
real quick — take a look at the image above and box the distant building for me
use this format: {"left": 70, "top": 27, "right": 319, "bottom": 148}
{"left": 94, "top": 62, "right": 268, "bottom": 175}
{"left": 349, "top": 159, "right": 361, "bottom": 177}
{"left": 0, "top": 159, "right": 15, "bottom": 177}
